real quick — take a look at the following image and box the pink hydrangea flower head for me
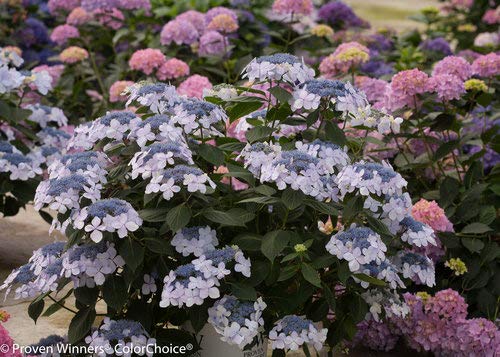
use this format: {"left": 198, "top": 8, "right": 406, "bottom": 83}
{"left": 354, "top": 319, "right": 400, "bottom": 352}
{"left": 66, "top": 7, "right": 92, "bottom": 25}
{"left": 206, "top": 14, "right": 239, "bottom": 34}
{"left": 81, "top": 0, "right": 117, "bottom": 12}
{"left": 385, "top": 69, "right": 429, "bottom": 110}
{"left": 198, "top": 31, "right": 229, "bottom": 57}
{"left": 50, "top": 24, "right": 80, "bottom": 46}
{"left": 471, "top": 52, "right": 500, "bottom": 77}
{"left": 94, "top": 8, "right": 125, "bottom": 29}
{"left": 117, "top": 0, "right": 151, "bottom": 12}
{"left": 177, "top": 10, "right": 206, "bottom": 33}
{"left": 450, "top": 0, "right": 474, "bottom": 9}
{"left": 272, "top": 0, "right": 313, "bottom": 16}
{"left": 456, "top": 49, "right": 481, "bottom": 63}
{"left": 214, "top": 166, "right": 248, "bottom": 191}
{"left": 156, "top": 58, "right": 190, "bottom": 81}
{"left": 427, "top": 74, "right": 465, "bottom": 101}
{"left": 160, "top": 19, "right": 199, "bottom": 46}
{"left": 426, "top": 289, "right": 467, "bottom": 320}
{"left": 432, "top": 56, "right": 472, "bottom": 81}
{"left": 48, "top": 0, "right": 81, "bottom": 15}
{"left": 60, "top": 46, "right": 89, "bottom": 63}
{"left": 129, "top": 48, "right": 166, "bottom": 75}
{"left": 109, "top": 80, "right": 134, "bottom": 102}
{"left": 456, "top": 318, "right": 500, "bottom": 356}
{"left": 319, "top": 41, "right": 370, "bottom": 77}
{"left": 482, "top": 7, "right": 500, "bottom": 24}
{"left": 205, "top": 6, "right": 238, "bottom": 23}
{"left": 177, "top": 75, "right": 212, "bottom": 99}
{"left": 33, "top": 64, "right": 65, "bottom": 86}
{"left": 412, "top": 199, "right": 454, "bottom": 232}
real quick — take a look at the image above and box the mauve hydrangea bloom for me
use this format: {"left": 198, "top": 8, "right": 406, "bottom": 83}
{"left": 355, "top": 76, "right": 389, "bottom": 108}
{"left": 109, "top": 80, "right": 133, "bottom": 102}
{"left": 117, "top": 0, "right": 151, "bottom": 12}
{"left": 160, "top": 19, "right": 199, "bottom": 46}
{"left": 472, "top": 52, "right": 500, "bottom": 77}
{"left": 457, "top": 49, "right": 481, "bottom": 63}
{"left": 205, "top": 7, "right": 238, "bottom": 23}
{"left": 385, "top": 69, "right": 429, "bottom": 110}
{"left": 317, "top": 1, "right": 368, "bottom": 29}
{"left": 66, "top": 7, "right": 92, "bottom": 25}
{"left": 272, "top": 0, "right": 313, "bottom": 16}
{"left": 198, "top": 31, "right": 229, "bottom": 57}
{"left": 412, "top": 199, "right": 453, "bottom": 233}
{"left": 319, "top": 42, "right": 370, "bottom": 77}
{"left": 129, "top": 48, "right": 165, "bottom": 75}
{"left": 60, "top": 46, "right": 88, "bottom": 63}
{"left": 482, "top": 7, "right": 500, "bottom": 24}
{"left": 50, "top": 24, "right": 80, "bottom": 46}
{"left": 47, "top": 0, "right": 81, "bottom": 15}
{"left": 432, "top": 56, "right": 472, "bottom": 81}
{"left": 177, "top": 75, "right": 212, "bottom": 99}
{"left": 454, "top": 318, "right": 500, "bottom": 356}
{"left": 427, "top": 74, "right": 465, "bottom": 101}
{"left": 94, "top": 8, "right": 125, "bottom": 30}
{"left": 206, "top": 14, "right": 239, "bottom": 33}
{"left": 354, "top": 319, "right": 400, "bottom": 351}
{"left": 156, "top": 58, "right": 189, "bottom": 81}
{"left": 420, "top": 37, "right": 452, "bottom": 57}
{"left": 177, "top": 10, "right": 206, "bottom": 34}
{"left": 81, "top": 0, "right": 117, "bottom": 12}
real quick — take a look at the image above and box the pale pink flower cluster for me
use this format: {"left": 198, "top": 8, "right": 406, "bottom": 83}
{"left": 128, "top": 48, "right": 166, "bottom": 75}
{"left": 432, "top": 56, "right": 472, "bottom": 81}
{"left": 66, "top": 7, "right": 92, "bottom": 25}
{"left": 471, "top": 52, "right": 500, "bottom": 77}
{"left": 427, "top": 74, "right": 465, "bottom": 101}
{"left": 50, "top": 24, "right": 80, "bottom": 46}
{"left": 206, "top": 14, "right": 239, "bottom": 34}
{"left": 319, "top": 42, "right": 370, "bottom": 78}
{"left": 156, "top": 58, "right": 190, "bottom": 81}
{"left": 384, "top": 69, "right": 429, "bottom": 111}
{"left": 177, "top": 75, "right": 212, "bottom": 99}
{"left": 482, "top": 7, "right": 500, "bottom": 24}
{"left": 272, "top": 0, "right": 313, "bottom": 16}
{"left": 94, "top": 8, "right": 125, "bottom": 30}
{"left": 109, "top": 80, "right": 134, "bottom": 103}
{"left": 48, "top": 0, "right": 81, "bottom": 15}
{"left": 60, "top": 46, "right": 89, "bottom": 63}
{"left": 412, "top": 199, "right": 454, "bottom": 233}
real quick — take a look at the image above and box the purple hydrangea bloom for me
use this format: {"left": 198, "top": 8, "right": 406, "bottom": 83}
{"left": 420, "top": 37, "right": 453, "bottom": 57}
{"left": 317, "top": 1, "right": 368, "bottom": 29}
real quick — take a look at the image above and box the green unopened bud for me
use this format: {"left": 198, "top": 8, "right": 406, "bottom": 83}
{"left": 294, "top": 244, "right": 307, "bottom": 253}
{"left": 445, "top": 258, "right": 468, "bottom": 276}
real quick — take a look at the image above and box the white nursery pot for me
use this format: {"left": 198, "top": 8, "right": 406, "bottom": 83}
{"left": 186, "top": 324, "right": 267, "bottom": 357}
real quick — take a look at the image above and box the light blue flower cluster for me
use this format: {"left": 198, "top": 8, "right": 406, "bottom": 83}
{"left": 171, "top": 226, "right": 219, "bottom": 257}
{"left": 48, "top": 151, "right": 109, "bottom": 184}
{"left": 27, "top": 104, "right": 68, "bottom": 128}
{"left": 172, "top": 98, "right": 228, "bottom": 135}
{"left": 399, "top": 216, "right": 436, "bottom": 247}
{"left": 243, "top": 53, "right": 315, "bottom": 84}
{"left": 394, "top": 251, "right": 435, "bottom": 287}
{"left": 129, "top": 141, "right": 193, "bottom": 179}
{"left": 269, "top": 315, "right": 327, "bottom": 351}
{"left": 208, "top": 295, "right": 267, "bottom": 348}
{"left": 72, "top": 198, "right": 142, "bottom": 242}
{"left": 127, "top": 82, "right": 179, "bottom": 113}
{"left": 128, "top": 114, "right": 183, "bottom": 148}
{"left": 85, "top": 318, "right": 156, "bottom": 357}
{"left": 0, "top": 151, "right": 42, "bottom": 180}
{"left": 160, "top": 246, "right": 251, "bottom": 308}
{"left": 37, "top": 127, "right": 71, "bottom": 149}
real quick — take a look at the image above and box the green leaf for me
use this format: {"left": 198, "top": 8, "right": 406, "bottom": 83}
{"left": 338, "top": 261, "right": 350, "bottom": 284}
{"left": 353, "top": 273, "right": 387, "bottom": 287}
{"left": 225, "top": 163, "right": 255, "bottom": 186}
{"left": 196, "top": 144, "right": 225, "bottom": 166}
{"left": 119, "top": 239, "right": 145, "bottom": 272}
{"left": 74, "top": 287, "right": 99, "bottom": 306}
{"left": 229, "top": 282, "right": 257, "bottom": 300}
{"left": 461, "top": 222, "right": 493, "bottom": 234}
{"left": 237, "top": 196, "right": 281, "bottom": 204}
{"left": 301, "top": 263, "right": 322, "bottom": 288}
{"left": 138, "top": 208, "right": 170, "bottom": 222}
{"left": 28, "top": 299, "right": 45, "bottom": 323}
{"left": 324, "top": 121, "right": 347, "bottom": 146}
{"left": 42, "top": 302, "right": 63, "bottom": 317}
{"left": 434, "top": 140, "right": 460, "bottom": 161}
{"left": 143, "top": 237, "right": 173, "bottom": 255}
{"left": 203, "top": 208, "right": 255, "bottom": 226}
{"left": 322, "top": 283, "right": 336, "bottom": 310}
{"left": 254, "top": 185, "right": 276, "bottom": 196}
{"left": 232, "top": 233, "right": 262, "bottom": 251}
{"left": 464, "top": 161, "right": 483, "bottom": 188}
{"left": 306, "top": 109, "right": 319, "bottom": 127}
{"left": 462, "top": 238, "right": 485, "bottom": 253}
{"left": 365, "top": 215, "right": 392, "bottom": 238}
{"left": 439, "top": 176, "right": 460, "bottom": 207}
{"left": 245, "top": 126, "right": 274, "bottom": 143}
{"left": 166, "top": 204, "right": 191, "bottom": 232}
{"left": 38, "top": 210, "right": 53, "bottom": 225}
{"left": 102, "top": 276, "right": 128, "bottom": 310}
{"left": 227, "top": 100, "right": 263, "bottom": 122}
{"left": 261, "top": 230, "right": 290, "bottom": 261}
{"left": 268, "top": 86, "right": 292, "bottom": 103}
{"left": 281, "top": 188, "right": 304, "bottom": 210}
{"left": 479, "top": 206, "right": 496, "bottom": 225}
{"left": 68, "top": 307, "right": 96, "bottom": 343}
{"left": 304, "top": 199, "right": 339, "bottom": 216}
